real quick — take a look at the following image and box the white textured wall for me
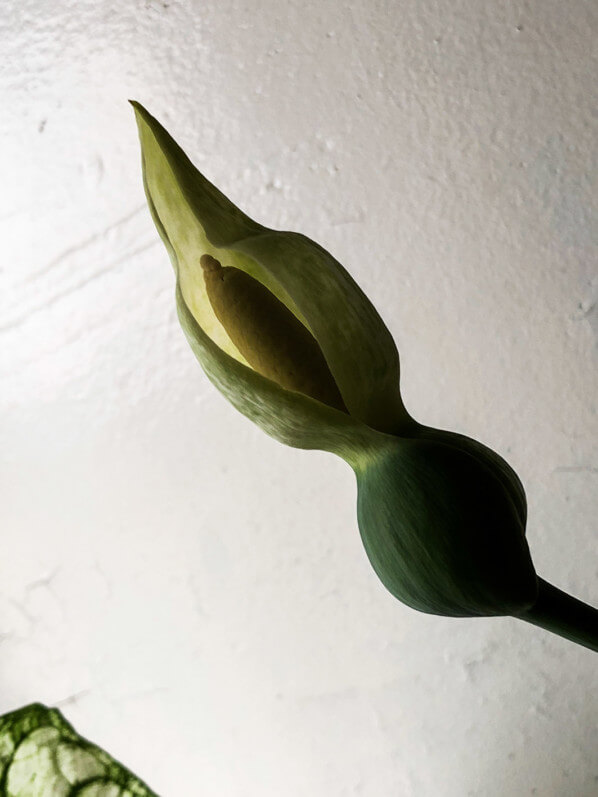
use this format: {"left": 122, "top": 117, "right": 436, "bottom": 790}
{"left": 2, "top": 1, "right": 597, "bottom": 794}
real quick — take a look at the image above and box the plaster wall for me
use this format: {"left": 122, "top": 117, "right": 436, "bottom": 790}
{"left": 2, "top": 1, "right": 597, "bottom": 794}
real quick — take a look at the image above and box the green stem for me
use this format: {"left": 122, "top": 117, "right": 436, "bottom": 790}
{"left": 517, "top": 577, "right": 598, "bottom": 653}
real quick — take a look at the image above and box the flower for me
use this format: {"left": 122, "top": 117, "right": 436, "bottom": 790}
{"left": 132, "top": 102, "right": 537, "bottom": 619}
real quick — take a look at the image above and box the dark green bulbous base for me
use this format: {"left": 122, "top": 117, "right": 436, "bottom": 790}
{"left": 355, "top": 428, "right": 538, "bottom": 617}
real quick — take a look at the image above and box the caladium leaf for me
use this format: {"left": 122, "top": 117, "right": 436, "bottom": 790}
{"left": 0, "top": 703, "right": 157, "bottom": 796}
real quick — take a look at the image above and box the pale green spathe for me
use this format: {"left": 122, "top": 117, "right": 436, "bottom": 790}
{"left": 132, "top": 101, "right": 411, "bottom": 466}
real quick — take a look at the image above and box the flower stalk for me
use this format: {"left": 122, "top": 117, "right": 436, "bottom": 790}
{"left": 519, "top": 579, "right": 598, "bottom": 653}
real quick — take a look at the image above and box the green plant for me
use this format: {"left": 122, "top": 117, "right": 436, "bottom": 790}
{"left": 131, "top": 102, "right": 597, "bottom": 651}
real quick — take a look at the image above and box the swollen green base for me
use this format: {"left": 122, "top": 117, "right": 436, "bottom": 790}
{"left": 355, "top": 438, "right": 537, "bottom": 618}
{"left": 517, "top": 578, "right": 598, "bottom": 653}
